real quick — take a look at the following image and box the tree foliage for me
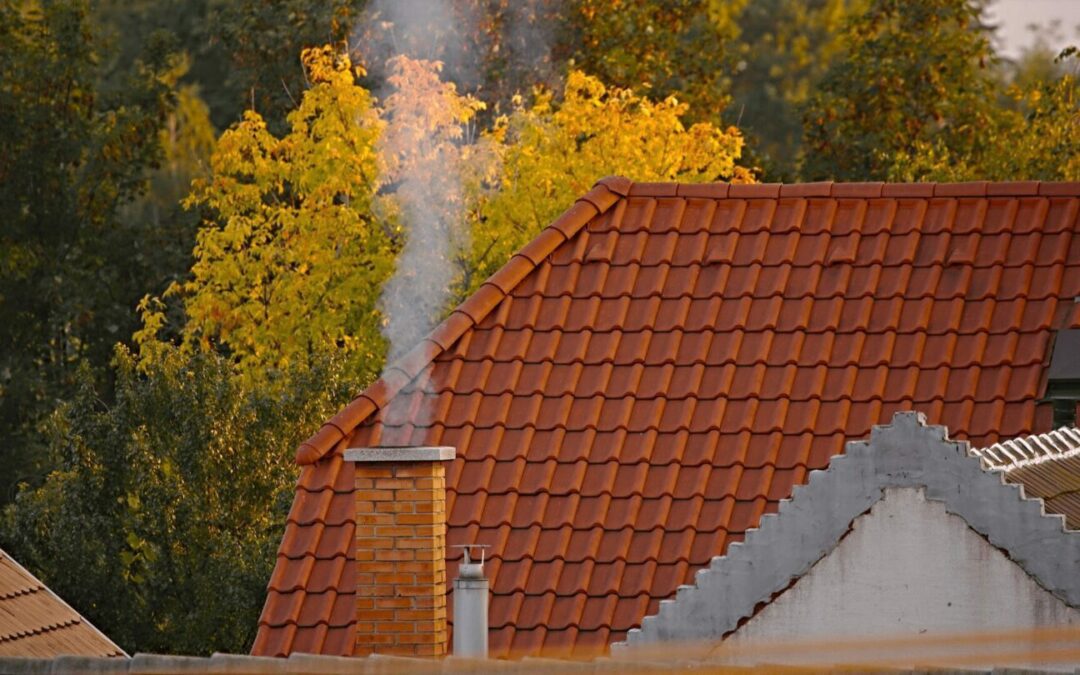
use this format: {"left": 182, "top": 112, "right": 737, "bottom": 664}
{"left": 802, "top": 0, "right": 1080, "bottom": 181}
{"left": 727, "top": 0, "right": 864, "bottom": 178}
{"left": 0, "top": 0, "right": 183, "bottom": 499}
{"left": 991, "top": 54, "right": 1080, "bottom": 180}
{"left": 1, "top": 345, "right": 351, "bottom": 654}
{"left": 801, "top": 0, "right": 1000, "bottom": 181}
{"left": 176, "top": 47, "right": 389, "bottom": 378}
{"left": 209, "top": 0, "right": 367, "bottom": 130}
{"left": 563, "top": 0, "right": 741, "bottom": 120}
{"left": 465, "top": 70, "right": 751, "bottom": 289}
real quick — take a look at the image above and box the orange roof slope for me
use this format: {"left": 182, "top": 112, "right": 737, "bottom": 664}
{"left": 0, "top": 547, "right": 124, "bottom": 658}
{"left": 254, "top": 178, "right": 1080, "bottom": 658}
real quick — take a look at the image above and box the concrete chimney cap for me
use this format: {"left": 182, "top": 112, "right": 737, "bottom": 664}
{"left": 344, "top": 446, "right": 455, "bottom": 462}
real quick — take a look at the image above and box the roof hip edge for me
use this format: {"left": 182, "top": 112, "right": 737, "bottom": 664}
{"left": 617, "top": 411, "right": 1080, "bottom": 649}
{"left": 622, "top": 180, "right": 1080, "bottom": 200}
{"left": 294, "top": 178, "right": 626, "bottom": 465}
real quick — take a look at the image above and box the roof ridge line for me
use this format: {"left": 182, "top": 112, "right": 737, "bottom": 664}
{"left": 616, "top": 411, "right": 1080, "bottom": 649}
{"left": 627, "top": 180, "right": 1080, "bottom": 199}
{"left": 295, "top": 176, "right": 632, "bottom": 465}
{"left": 972, "top": 427, "right": 1080, "bottom": 470}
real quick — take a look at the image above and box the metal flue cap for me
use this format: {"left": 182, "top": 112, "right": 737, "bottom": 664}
{"left": 453, "top": 544, "right": 489, "bottom": 579}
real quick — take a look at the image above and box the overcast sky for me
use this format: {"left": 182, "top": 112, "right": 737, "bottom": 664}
{"left": 987, "top": 0, "right": 1080, "bottom": 58}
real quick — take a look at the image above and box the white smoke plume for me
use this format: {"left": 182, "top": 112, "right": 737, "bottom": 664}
{"left": 354, "top": 0, "right": 551, "bottom": 436}
{"left": 352, "top": 1, "right": 470, "bottom": 367}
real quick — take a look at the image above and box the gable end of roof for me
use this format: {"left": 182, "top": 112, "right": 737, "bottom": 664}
{"left": 295, "top": 177, "right": 631, "bottom": 465}
{"left": 617, "top": 411, "right": 1080, "bottom": 648}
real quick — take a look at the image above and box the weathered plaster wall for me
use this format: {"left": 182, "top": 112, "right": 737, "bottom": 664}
{"left": 728, "top": 487, "right": 1080, "bottom": 645}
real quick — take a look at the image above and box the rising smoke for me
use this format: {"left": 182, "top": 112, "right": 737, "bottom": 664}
{"left": 359, "top": 0, "right": 478, "bottom": 367}
{"left": 354, "top": 0, "right": 552, "bottom": 435}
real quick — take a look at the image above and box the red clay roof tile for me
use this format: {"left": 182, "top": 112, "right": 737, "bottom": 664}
{"left": 1040, "top": 181, "right": 1080, "bottom": 196}
{"left": 730, "top": 183, "right": 781, "bottom": 199}
{"left": 677, "top": 183, "right": 729, "bottom": 199}
{"left": 256, "top": 180, "right": 1080, "bottom": 659}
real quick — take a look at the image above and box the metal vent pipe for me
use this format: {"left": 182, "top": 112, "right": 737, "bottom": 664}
{"left": 452, "top": 544, "right": 489, "bottom": 658}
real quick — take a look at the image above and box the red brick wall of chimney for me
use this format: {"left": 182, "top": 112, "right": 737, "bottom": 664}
{"left": 353, "top": 461, "right": 448, "bottom": 657}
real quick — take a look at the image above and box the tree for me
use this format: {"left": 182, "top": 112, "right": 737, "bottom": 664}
{"left": 209, "top": 0, "right": 368, "bottom": 131}
{"left": 1, "top": 345, "right": 352, "bottom": 654}
{"left": 800, "top": 0, "right": 1001, "bottom": 181}
{"left": 0, "top": 0, "right": 182, "bottom": 500}
{"left": 555, "top": 0, "right": 871, "bottom": 180}
{"left": 463, "top": 70, "right": 752, "bottom": 290}
{"left": 969, "top": 49, "right": 1080, "bottom": 181}
{"left": 561, "top": 0, "right": 742, "bottom": 124}
{"left": 726, "top": 0, "right": 864, "bottom": 178}
{"left": 93, "top": 0, "right": 234, "bottom": 129}
{"left": 176, "top": 46, "right": 390, "bottom": 379}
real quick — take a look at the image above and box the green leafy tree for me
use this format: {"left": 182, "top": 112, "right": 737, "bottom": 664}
{"left": 210, "top": 0, "right": 367, "bottom": 131}
{"left": 118, "top": 84, "right": 217, "bottom": 343}
{"left": 95, "top": 0, "right": 369, "bottom": 131}
{"left": 562, "top": 0, "right": 742, "bottom": 123}
{"left": 727, "top": 0, "right": 864, "bottom": 178}
{"left": 0, "top": 0, "right": 182, "bottom": 500}
{"left": 800, "top": 0, "right": 1000, "bottom": 181}
{"left": 92, "top": 0, "right": 234, "bottom": 129}
{"left": 1, "top": 345, "right": 352, "bottom": 654}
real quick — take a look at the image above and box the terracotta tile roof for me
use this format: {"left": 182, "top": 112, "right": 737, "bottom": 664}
{"left": 253, "top": 178, "right": 1080, "bottom": 659}
{"left": 973, "top": 427, "right": 1080, "bottom": 529}
{"left": 0, "top": 547, "right": 125, "bottom": 658}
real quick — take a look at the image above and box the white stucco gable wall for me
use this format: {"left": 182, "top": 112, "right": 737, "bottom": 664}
{"left": 729, "top": 487, "right": 1080, "bottom": 645}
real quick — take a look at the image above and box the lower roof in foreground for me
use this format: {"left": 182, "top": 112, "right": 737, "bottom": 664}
{"left": 0, "top": 548, "right": 124, "bottom": 658}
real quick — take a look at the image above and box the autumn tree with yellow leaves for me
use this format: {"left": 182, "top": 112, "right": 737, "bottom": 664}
{"left": 174, "top": 46, "right": 390, "bottom": 378}
{"left": 166, "top": 46, "right": 752, "bottom": 374}
{"left": 467, "top": 70, "right": 751, "bottom": 289}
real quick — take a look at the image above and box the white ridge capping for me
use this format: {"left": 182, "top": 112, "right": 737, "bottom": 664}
{"left": 344, "top": 446, "right": 456, "bottom": 462}
{"left": 972, "top": 427, "right": 1080, "bottom": 471}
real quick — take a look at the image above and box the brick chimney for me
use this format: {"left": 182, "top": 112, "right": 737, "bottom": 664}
{"left": 343, "top": 446, "right": 455, "bottom": 657}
